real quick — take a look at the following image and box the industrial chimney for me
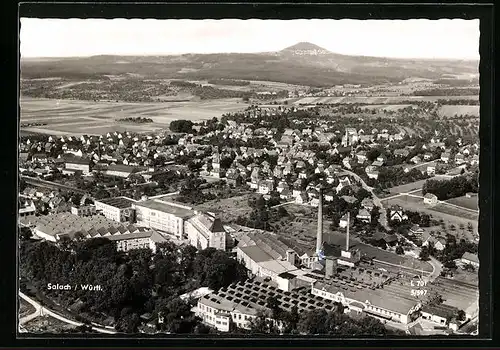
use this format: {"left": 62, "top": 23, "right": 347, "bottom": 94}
{"left": 340, "top": 212, "right": 352, "bottom": 260}
{"left": 316, "top": 188, "right": 324, "bottom": 255}
{"left": 346, "top": 211, "right": 350, "bottom": 251}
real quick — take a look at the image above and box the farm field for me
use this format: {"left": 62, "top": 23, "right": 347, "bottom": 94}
{"left": 20, "top": 96, "right": 248, "bottom": 136}
{"left": 438, "top": 105, "right": 480, "bottom": 118}
{"left": 360, "top": 104, "right": 413, "bottom": 111}
{"left": 445, "top": 195, "right": 479, "bottom": 211}
{"left": 290, "top": 95, "right": 478, "bottom": 105}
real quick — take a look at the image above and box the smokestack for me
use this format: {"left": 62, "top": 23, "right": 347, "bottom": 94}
{"left": 346, "top": 212, "right": 350, "bottom": 251}
{"left": 316, "top": 188, "right": 324, "bottom": 255}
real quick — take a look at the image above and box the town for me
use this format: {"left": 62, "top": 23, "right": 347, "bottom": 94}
{"left": 19, "top": 97, "right": 479, "bottom": 336}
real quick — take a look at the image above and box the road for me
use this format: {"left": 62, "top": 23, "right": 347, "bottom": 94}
{"left": 19, "top": 291, "right": 117, "bottom": 334}
{"left": 341, "top": 169, "right": 390, "bottom": 231}
{"left": 270, "top": 201, "right": 295, "bottom": 209}
{"left": 21, "top": 175, "right": 90, "bottom": 196}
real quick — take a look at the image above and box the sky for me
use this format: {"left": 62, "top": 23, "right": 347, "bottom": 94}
{"left": 20, "top": 18, "right": 480, "bottom": 60}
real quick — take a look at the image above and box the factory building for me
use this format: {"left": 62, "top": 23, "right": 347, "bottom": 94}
{"left": 94, "top": 197, "right": 136, "bottom": 223}
{"left": 132, "top": 197, "right": 194, "bottom": 239}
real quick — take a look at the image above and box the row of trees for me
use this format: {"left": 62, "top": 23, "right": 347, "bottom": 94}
{"left": 422, "top": 174, "right": 479, "bottom": 200}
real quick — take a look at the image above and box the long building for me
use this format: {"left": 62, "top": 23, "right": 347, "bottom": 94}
{"left": 194, "top": 278, "right": 342, "bottom": 332}
{"left": 106, "top": 230, "right": 167, "bottom": 253}
{"left": 94, "top": 196, "right": 136, "bottom": 223}
{"left": 132, "top": 197, "right": 194, "bottom": 239}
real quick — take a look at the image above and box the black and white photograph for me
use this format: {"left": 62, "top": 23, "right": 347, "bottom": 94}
{"left": 18, "top": 16, "right": 481, "bottom": 337}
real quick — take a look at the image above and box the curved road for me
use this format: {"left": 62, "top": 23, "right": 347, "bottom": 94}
{"left": 341, "top": 169, "right": 390, "bottom": 230}
{"left": 19, "top": 292, "right": 117, "bottom": 334}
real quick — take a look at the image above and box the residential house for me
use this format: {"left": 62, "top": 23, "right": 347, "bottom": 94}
{"left": 280, "top": 188, "right": 293, "bottom": 200}
{"left": 408, "top": 224, "right": 424, "bottom": 236}
{"left": 461, "top": 252, "right": 479, "bottom": 268}
{"left": 389, "top": 205, "right": 408, "bottom": 222}
{"left": 441, "top": 152, "right": 452, "bottom": 164}
{"left": 276, "top": 181, "right": 289, "bottom": 193}
{"left": 423, "top": 193, "right": 438, "bottom": 206}
{"left": 258, "top": 179, "right": 275, "bottom": 195}
{"left": 292, "top": 179, "right": 304, "bottom": 198}
{"left": 356, "top": 209, "right": 371, "bottom": 223}
{"left": 339, "top": 214, "right": 349, "bottom": 228}
{"left": 324, "top": 190, "right": 335, "bottom": 202}
{"left": 336, "top": 177, "right": 351, "bottom": 194}
{"left": 361, "top": 198, "right": 374, "bottom": 211}
{"left": 394, "top": 149, "right": 410, "bottom": 158}
{"left": 410, "top": 155, "right": 422, "bottom": 164}
{"left": 295, "top": 191, "right": 309, "bottom": 205}
{"left": 470, "top": 154, "right": 479, "bottom": 166}
{"left": 423, "top": 153, "right": 433, "bottom": 161}
{"left": 427, "top": 163, "right": 437, "bottom": 176}
{"left": 356, "top": 151, "right": 368, "bottom": 164}
{"left": 365, "top": 166, "right": 379, "bottom": 180}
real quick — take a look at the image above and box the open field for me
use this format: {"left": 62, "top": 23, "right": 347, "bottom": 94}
{"left": 381, "top": 196, "right": 478, "bottom": 233}
{"left": 385, "top": 180, "right": 428, "bottom": 195}
{"left": 194, "top": 193, "right": 257, "bottom": 224}
{"left": 20, "top": 96, "right": 248, "bottom": 136}
{"left": 360, "top": 104, "right": 413, "bottom": 111}
{"left": 438, "top": 105, "right": 480, "bottom": 118}
{"left": 290, "top": 95, "right": 478, "bottom": 105}
{"left": 445, "top": 195, "right": 479, "bottom": 211}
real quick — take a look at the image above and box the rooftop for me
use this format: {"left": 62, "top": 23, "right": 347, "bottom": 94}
{"left": 106, "top": 230, "right": 167, "bottom": 243}
{"left": 239, "top": 245, "right": 275, "bottom": 263}
{"left": 199, "top": 278, "right": 341, "bottom": 316}
{"left": 133, "top": 199, "right": 194, "bottom": 219}
{"left": 96, "top": 196, "right": 135, "bottom": 209}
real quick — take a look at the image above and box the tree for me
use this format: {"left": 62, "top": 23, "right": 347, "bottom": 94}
{"left": 395, "top": 246, "right": 404, "bottom": 255}
{"left": 457, "top": 310, "right": 466, "bottom": 321}
{"left": 19, "top": 226, "right": 32, "bottom": 240}
{"left": 115, "top": 312, "right": 140, "bottom": 333}
{"left": 277, "top": 206, "right": 288, "bottom": 218}
{"left": 169, "top": 120, "right": 194, "bottom": 133}
{"left": 419, "top": 246, "right": 430, "bottom": 261}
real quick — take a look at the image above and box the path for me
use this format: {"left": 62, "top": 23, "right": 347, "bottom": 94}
{"left": 19, "top": 291, "right": 117, "bottom": 334}
{"left": 270, "top": 201, "right": 295, "bottom": 209}
{"left": 19, "top": 292, "right": 42, "bottom": 325}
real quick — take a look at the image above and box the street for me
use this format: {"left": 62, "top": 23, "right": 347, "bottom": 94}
{"left": 18, "top": 291, "right": 117, "bottom": 334}
{"left": 341, "top": 169, "right": 390, "bottom": 231}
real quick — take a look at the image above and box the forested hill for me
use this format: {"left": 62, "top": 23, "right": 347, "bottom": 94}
{"left": 21, "top": 42, "right": 478, "bottom": 87}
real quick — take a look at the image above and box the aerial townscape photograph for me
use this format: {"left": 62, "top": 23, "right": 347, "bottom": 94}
{"left": 18, "top": 18, "right": 480, "bottom": 337}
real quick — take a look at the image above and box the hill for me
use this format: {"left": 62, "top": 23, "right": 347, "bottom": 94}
{"left": 20, "top": 42, "right": 479, "bottom": 87}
